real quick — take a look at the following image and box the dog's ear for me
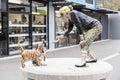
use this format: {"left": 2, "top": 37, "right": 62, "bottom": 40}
{"left": 38, "top": 43, "right": 43, "bottom": 50}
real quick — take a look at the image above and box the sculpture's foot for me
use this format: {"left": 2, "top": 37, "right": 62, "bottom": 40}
{"left": 75, "top": 63, "right": 86, "bottom": 67}
{"left": 86, "top": 59, "right": 97, "bottom": 63}
{"left": 36, "top": 63, "right": 40, "bottom": 66}
{"left": 43, "top": 56, "right": 46, "bottom": 61}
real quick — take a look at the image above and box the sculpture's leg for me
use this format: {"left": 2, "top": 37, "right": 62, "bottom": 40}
{"left": 75, "top": 43, "right": 87, "bottom": 67}
{"left": 84, "top": 23, "right": 102, "bottom": 62}
{"left": 21, "top": 60, "right": 25, "bottom": 68}
{"left": 76, "top": 23, "right": 102, "bottom": 67}
{"left": 35, "top": 58, "right": 40, "bottom": 66}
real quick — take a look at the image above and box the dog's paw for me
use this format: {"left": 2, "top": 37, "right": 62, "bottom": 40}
{"left": 22, "top": 64, "right": 25, "bottom": 68}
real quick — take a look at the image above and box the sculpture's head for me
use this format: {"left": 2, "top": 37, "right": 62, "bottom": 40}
{"left": 59, "top": 5, "right": 73, "bottom": 21}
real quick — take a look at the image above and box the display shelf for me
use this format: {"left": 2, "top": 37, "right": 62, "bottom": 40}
{"left": 9, "top": 34, "right": 29, "bottom": 37}
{"left": 56, "top": 31, "right": 75, "bottom": 35}
{"left": 37, "top": 7, "right": 47, "bottom": 11}
{"left": 32, "top": 25, "right": 46, "bottom": 27}
{"left": 9, "top": 24, "right": 29, "bottom": 27}
{"left": 9, "top": 50, "right": 20, "bottom": 55}
{"left": 9, "top": 42, "right": 29, "bottom": 47}
{"left": 32, "top": 33, "right": 46, "bottom": 36}
{"left": 32, "top": 12, "right": 46, "bottom": 16}
{"left": 32, "top": 41, "right": 46, "bottom": 45}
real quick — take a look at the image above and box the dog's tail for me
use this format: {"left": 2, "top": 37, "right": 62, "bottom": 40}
{"left": 18, "top": 40, "right": 24, "bottom": 52}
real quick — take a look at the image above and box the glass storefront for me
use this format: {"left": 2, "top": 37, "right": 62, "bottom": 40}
{"left": 8, "top": 0, "right": 30, "bottom": 55}
{"left": 9, "top": 13, "right": 30, "bottom": 54}
{"left": 32, "top": 1, "right": 47, "bottom": 49}
{"left": 0, "top": 0, "right": 48, "bottom": 55}
{"left": 55, "top": 11, "right": 78, "bottom": 48}
{"left": 0, "top": 0, "right": 110, "bottom": 56}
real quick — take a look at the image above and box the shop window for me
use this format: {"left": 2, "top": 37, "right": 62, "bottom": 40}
{"left": 32, "top": 1, "right": 47, "bottom": 15}
{"left": 9, "top": 13, "right": 30, "bottom": 55}
{"left": 32, "top": 1, "right": 48, "bottom": 49}
{"left": 9, "top": 5, "right": 30, "bottom": 12}
{"left": 55, "top": 11, "right": 77, "bottom": 48}
{"left": 8, "top": 0, "right": 30, "bottom": 13}
{"left": 8, "top": 4, "right": 30, "bottom": 12}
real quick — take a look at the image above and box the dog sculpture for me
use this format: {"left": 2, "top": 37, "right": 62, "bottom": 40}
{"left": 18, "top": 40, "right": 43, "bottom": 68}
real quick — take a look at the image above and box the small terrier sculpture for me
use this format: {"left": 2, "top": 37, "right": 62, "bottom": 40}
{"left": 18, "top": 40, "right": 43, "bottom": 68}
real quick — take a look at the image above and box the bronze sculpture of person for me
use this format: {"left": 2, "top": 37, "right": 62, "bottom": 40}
{"left": 57, "top": 5, "right": 103, "bottom": 67}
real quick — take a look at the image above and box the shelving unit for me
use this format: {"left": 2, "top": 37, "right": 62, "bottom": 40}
{"left": 8, "top": 1, "right": 30, "bottom": 54}
{"left": 32, "top": 41, "right": 46, "bottom": 45}
{"left": 9, "top": 24, "right": 29, "bottom": 27}
{"left": 0, "top": 0, "right": 48, "bottom": 55}
{"left": 9, "top": 23, "right": 29, "bottom": 54}
{"left": 32, "top": 1, "right": 47, "bottom": 48}
{"left": 32, "top": 33, "right": 46, "bottom": 36}
{"left": 9, "top": 34, "right": 29, "bottom": 37}
{"left": 32, "top": 25, "right": 46, "bottom": 27}
{"left": 9, "top": 42, "right": 29, "bottom": 47}
{"left": 32, "top": 22, "right": 47, "bottom": 48}
{"left": 56, "top": 31, "right": 75, "bottom": 35}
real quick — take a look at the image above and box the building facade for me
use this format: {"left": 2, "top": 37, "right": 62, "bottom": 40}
{"left": 0, "top": 0, "right": 118, "bottom": 56}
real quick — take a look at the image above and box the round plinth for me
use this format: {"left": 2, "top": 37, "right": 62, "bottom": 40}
{"left": 20, "top": 58, "right": 113, "bottom": 80}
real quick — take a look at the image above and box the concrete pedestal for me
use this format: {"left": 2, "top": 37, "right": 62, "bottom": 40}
{"left": 20, "top": 58, "right": 113, "bottom": 80}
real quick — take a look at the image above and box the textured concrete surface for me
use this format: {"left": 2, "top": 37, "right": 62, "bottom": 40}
{"left": 0, "top": 40, "right": 120, "bottom": 80}
{"left": 21, "top": 58, "right": 113, "bottom": 80}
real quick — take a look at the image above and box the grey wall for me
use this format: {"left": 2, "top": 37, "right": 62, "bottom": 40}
{"left": 100, "top": 15, "right": 108, "bottom": 39}
{"left": 84, "top": 12, "right": 109, "bottom": 40}
{"left": 109, "top": 14, "right": 120, "bottom": 39}
{"left": 90, "top": 14, "right": 108, "bottom": 40}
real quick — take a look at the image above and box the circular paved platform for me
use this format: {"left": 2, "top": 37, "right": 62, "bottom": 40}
{"left": 20, "top": 58, "right": 113, "bottom": 80}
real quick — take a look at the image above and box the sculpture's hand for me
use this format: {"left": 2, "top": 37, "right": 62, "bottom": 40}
{"left": 79, "top": 34, "right": 84, "bottom": 41}
{"left": 56, "top": 35, "right": 64, "bottom": 40}
{"left": 53, "top": 35, "right": 64, "bottom": 43}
